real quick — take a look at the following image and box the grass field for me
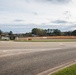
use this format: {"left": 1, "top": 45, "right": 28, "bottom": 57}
{"left": 15, "top": 36, "right": 76, "bottom": 42}
{"left": 51, "top": 64, "right": 76, "bottom": 75}
{"left": 15, "top": 38, "right": 76, "bottom": 42}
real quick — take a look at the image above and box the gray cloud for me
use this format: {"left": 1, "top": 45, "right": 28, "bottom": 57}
{"left": 51, "top": 20, "right": 69, "bottom": 24}
{"left": 25, "top": 0, "right": 71, "bottom": 4}
{"left": 64, "top": 11, "right": 70, "bottom": 14}
{"left": 40, "top": 0, "right": 71, "bottom": 4}
{"left": 14, "top": 19, "right": 24, "bottom": 22}
{"left": 25, "top": 0, "right": 30, "bottom": 3}
{"left": 33, "top": 12, "right": 38, "bottom": 15}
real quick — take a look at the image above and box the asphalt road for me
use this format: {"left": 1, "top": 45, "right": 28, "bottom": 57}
{"left": 0, "top": 41, "right": 76, "bottom": 75}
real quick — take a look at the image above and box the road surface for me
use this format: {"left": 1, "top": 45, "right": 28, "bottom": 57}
{"left": 0, "top": 41, "right": 76, "bottom": 75}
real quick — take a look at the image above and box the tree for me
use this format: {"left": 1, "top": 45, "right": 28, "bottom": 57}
{"left": 8, "top": 31, "right": 13, "bottom": 35}
{"left": 46, "top": 29, "right": 54, "bottom": 36}
{"left": 32, "top": 28, "right": 46, "bottom": 36}
{"left": 53, "top": 29, "right": 61, "bottom": 36}
{"left": 64, "top": 31, "right": 72, "bottom": 36}
{"left": 72, "top": 30, "right": 76, "bottom": 36}
{"left": 8, "top": 31, "right": 15, "bottom": 40}
{"left": 0, "top": 30, "right": 2, "bottom": 35}
{"left": 0, "top": 30, "right": 2, "bottom": 39}
{"left": 25, "top": 33, "right": 32, "bottom": 37}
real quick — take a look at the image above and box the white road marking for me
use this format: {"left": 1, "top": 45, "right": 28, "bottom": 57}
{"left": 0, "top": 48, "right": 62, "bottom": 57}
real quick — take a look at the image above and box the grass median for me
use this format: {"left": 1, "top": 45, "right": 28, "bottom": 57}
{"left": 51, "top": 64, "right": 76, "bottom": 75}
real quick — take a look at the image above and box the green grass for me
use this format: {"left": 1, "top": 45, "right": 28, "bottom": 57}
{"left": 15, "top": 39, "right": 76, "bottom": 42}
{"left": 51, "top": 64, "right": 76, "bottom": 75}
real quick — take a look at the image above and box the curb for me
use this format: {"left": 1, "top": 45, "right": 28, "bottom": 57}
{"left": 37, "top": 60, "right": 76, "bottom": 75}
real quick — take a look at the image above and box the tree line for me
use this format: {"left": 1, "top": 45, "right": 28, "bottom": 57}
{"left": 0, "top": 28, "right": 76, "bottom": 38}
{"left": 18, "top": 28, "right": 76, "bottom": 37}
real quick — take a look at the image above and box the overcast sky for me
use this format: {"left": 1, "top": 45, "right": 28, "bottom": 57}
{"left": 0, "top": 0, "right": 76, "bottom": 33}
